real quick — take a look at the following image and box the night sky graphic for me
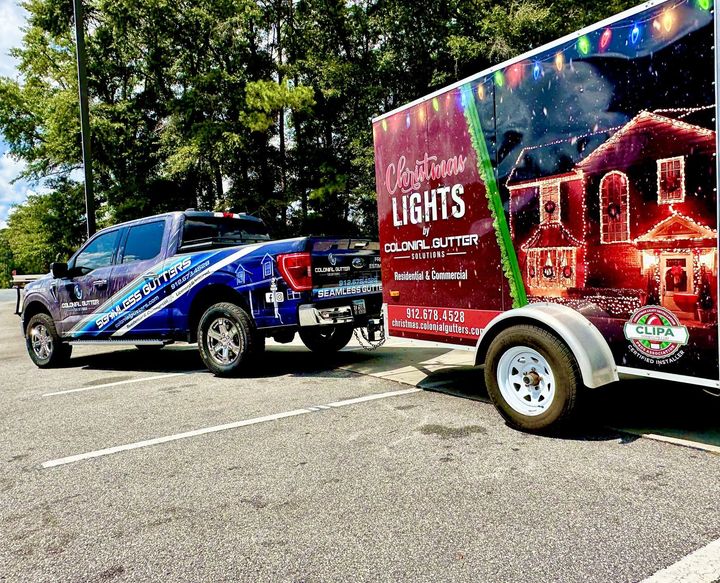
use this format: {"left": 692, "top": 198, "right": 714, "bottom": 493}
{"left": 468, "top": 2, "right": 716, "bottom": 180}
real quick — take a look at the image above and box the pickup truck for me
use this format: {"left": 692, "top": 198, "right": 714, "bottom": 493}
{"left": 20, "top": 210, "right": 383, "bottom": 375}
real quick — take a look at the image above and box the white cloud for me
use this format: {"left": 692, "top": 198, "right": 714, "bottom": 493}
{"left": 0, "top": 0, "right": 29, "bottom": 228}
{"left": 0, "top": 0, "right": 27, "bottom": 78}
{"left": 0, "top": 149, "right": 34, "bottom": 228}
{"left": 0, "top": 3, "right": 88, "bottom": 233}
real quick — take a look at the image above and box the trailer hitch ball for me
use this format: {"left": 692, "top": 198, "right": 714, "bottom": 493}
{"left": 367, "top": 318, "right": 383, "bottom": 342}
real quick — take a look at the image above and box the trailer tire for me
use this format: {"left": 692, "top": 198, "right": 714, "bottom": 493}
{"left": 198, "top": 302, "right": 257, "bottom": 376}
{"left": 484, "top": 324, "right": 579, "bottom": 432}
{"left": 25, "top": 313, "right": 72, "bottom": 368}
{"left": 299, "top": 325, "right": 354, "bottom": 354}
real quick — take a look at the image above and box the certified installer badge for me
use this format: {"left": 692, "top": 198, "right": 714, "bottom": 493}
{"left": 624, "top": 305, "right": 689, "bottom": 364}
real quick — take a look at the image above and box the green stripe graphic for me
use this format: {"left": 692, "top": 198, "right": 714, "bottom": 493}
{"left": 461, "top": 84, "right": 527, "bottom": 308}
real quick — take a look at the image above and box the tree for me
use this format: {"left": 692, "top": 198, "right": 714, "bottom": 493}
{"left": 0, "top": 0, "right": 315, "bottom": 232}
{"left": 4, "top": 179, "right": 86, "bottom": 273}
{"left": 0, "top": 230, "right": 14, "bottom": 287}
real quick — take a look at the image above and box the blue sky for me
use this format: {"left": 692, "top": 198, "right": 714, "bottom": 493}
{"left": 0, "top": 0, "right": 30, "bottom": 229}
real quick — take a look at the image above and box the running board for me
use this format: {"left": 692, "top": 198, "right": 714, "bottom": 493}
{"left": 67, "top": 339, "right": 170, "bottom": 346}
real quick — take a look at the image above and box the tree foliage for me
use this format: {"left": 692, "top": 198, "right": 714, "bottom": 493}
{"left": 0, "top": 0, "right": 637, "bottom": 278}
{"left": 0, "top": 230, "right": 13, "bottom": 288}
{"left": 4, "top": 179, "right": 85, "bottom": 275}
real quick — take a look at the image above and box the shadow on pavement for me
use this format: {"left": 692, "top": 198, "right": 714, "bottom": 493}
{"left": 418, "top": 365, "right": 488, "bottom": 401}
{"left": 70, "top": 343, "right": 383, "bottom": 379}
{"left": 417, "top": 363, "right": 720, "bottom": 448}
{"left": 69, "top": 339, "right": 720, "bottom": 448}
{"left": 71, "top": 346, "right": 206, "bottom": 374}
{"left": 588, "top": 376, "right": 720, "bottom": 448}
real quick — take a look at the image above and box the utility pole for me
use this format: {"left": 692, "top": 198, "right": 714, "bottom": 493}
{"left": 276, "top": 3, "right": 287, "bottom": 229}
{"left": 72, "top": 0, "right": 96, "bottom": 238}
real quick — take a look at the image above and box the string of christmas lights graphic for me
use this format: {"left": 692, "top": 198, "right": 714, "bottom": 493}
{"left": 376, "top": 0, "right": 713, "bottom": 134}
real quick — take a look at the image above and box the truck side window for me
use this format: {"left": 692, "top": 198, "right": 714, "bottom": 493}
{"left": 74, "top": 230, "right": 120, "bottom": 274}
{"left": 122, "top": 221, "right": 165, "bottom": 264}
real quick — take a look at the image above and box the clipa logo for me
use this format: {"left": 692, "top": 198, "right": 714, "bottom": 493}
{"left": 624, "top": 306, "right": 689, "bottom": 361}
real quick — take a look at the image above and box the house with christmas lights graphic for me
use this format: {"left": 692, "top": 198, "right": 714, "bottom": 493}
{"left": 507, "top": 106, "right": 717, "bottom": 323}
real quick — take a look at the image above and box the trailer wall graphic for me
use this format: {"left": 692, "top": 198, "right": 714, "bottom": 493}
{"left": 374, "top": 0, "right": 719, "bottom": 427}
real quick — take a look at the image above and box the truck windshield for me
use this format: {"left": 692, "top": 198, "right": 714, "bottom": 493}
{"left": 181, "top": 216, "right": 271, "bottom": 250}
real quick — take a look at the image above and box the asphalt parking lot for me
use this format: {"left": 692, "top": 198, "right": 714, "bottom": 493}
{"left": 1, "top": 290, "right": 720, "bottom": 583}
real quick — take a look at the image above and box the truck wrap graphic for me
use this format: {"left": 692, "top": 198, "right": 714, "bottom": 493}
{"left": 112, "top": 247, "right": 257, "bottom": 336}
{"left": 68, "top": 248, "right": 258, "bottom": 337}
{"left": 53, "top": 234, "right": 383, "bottom": 341}
{"left": 20, "top": 211, "right": 384, "bottom": 374}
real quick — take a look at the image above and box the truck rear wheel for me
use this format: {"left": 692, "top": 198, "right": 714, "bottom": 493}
{"left": 299, "top": 325, "right": 354, "bottom": 354}
{"left": 198, "top": 302, "right": 257, "bottom": 376}
{"left": 25, "top": 313, "right": 72, "bottom": 368}
{"left": 484, "top": 325, "right": 579, "bottom": 432}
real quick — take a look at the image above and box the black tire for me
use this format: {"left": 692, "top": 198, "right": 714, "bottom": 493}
{"left": 484, "top": 325, "right": 580, "bottom": 433}
{"left": 299, "top": 325, "right": 354, "bottom": 354}
{"left": 25, "top": 312, "right": 72, "bottom": 368}
{"left": 197, "top": 302, "right": 257, "bottom": 376}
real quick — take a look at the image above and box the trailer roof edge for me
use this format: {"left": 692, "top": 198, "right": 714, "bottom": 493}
{"left": 372, "top": 0, "right": 674, "bottom": 124}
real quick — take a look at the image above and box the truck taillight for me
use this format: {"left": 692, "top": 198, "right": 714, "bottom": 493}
{"left": 277, "top": 252, "right": 312, "bottom": 291}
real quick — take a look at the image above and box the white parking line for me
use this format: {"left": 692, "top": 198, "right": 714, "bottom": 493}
{"left": 640, "top": 537, "right": 720, "bottom": 583}
{"left": 610, "top": 428, "right": 720, "bottom": 456}
{"left": 636, "top": 433, "right": 720, "bottom": 456}
{"left": 42, "top": 387, "right": 422, "bottom": 468}
{"left": 42, "top": 371, "right": 206, "bottom": 397}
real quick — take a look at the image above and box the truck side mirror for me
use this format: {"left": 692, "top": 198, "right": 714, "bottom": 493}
{"left": 50, "top": 262, "right": 68, "bottom": 279}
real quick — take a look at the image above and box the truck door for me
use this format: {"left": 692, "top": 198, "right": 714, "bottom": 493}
{"left": 57, "top": 227, "right": 123, "bottom": 336}
{"left": 110, "top": 219, "right": 169, "bottom": 336}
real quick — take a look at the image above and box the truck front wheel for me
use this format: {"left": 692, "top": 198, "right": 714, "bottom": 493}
{"left": 299, "top": 325, "right": 354, "bottom": 354}
{"left": 25, "top": 313, "right": 72, "bottom": 368}
{"left": 198, "top": 302, "right": 258, "bottom": 376}
{"left": 484, "top": 325, "right": 579, "bottom": 432}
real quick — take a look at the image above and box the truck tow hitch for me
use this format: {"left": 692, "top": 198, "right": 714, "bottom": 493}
{"left": 354, "top": 318, "right": 386, "bottom": 351}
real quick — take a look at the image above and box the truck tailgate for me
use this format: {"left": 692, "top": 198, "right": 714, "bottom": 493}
{"left": 310, "top": 239, "right": 382, "bottom": 301}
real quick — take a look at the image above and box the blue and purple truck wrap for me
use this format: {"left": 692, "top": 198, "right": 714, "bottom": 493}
{"left": 21, "top": 211, "right": 383, "bottom": 375}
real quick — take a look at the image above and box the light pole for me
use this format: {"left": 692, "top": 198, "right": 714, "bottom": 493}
{"left": 72, "top": 0, "right": 96, "bottom": 238}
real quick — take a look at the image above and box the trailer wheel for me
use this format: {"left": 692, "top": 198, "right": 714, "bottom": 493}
{"left": 197, "top": 302, "right": 257, "bottom": 376}
{"left": 299, "top": 325, "right": 354, "bottom": 354}
{"left": 25, "top": 313, "right": 72, "bottom": 368}
{"left": 484, "top": 325, "right": 579, "bottom": 432}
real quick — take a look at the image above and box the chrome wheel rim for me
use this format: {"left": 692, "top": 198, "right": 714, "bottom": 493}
{"left": 206, "top": 317, "right": 242, "bottom": 366}
{"left": 497, "top": 346, "right": 555, "bottom": 417}
{"left": 31, "top": 324, "right": 53, "bottom": 361}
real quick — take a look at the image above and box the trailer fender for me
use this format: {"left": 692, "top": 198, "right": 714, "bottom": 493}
{"left": 475, "top": 303, "right": 618, "bottom": 389}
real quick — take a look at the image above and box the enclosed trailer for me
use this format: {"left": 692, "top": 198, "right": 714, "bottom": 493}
{"left": 373, "top": 0, "right": 720, "bottom": 430}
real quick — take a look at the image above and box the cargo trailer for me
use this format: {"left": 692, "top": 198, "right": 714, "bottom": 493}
{"left": 372, "top": 0, "right": 720, "bottom": 430}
